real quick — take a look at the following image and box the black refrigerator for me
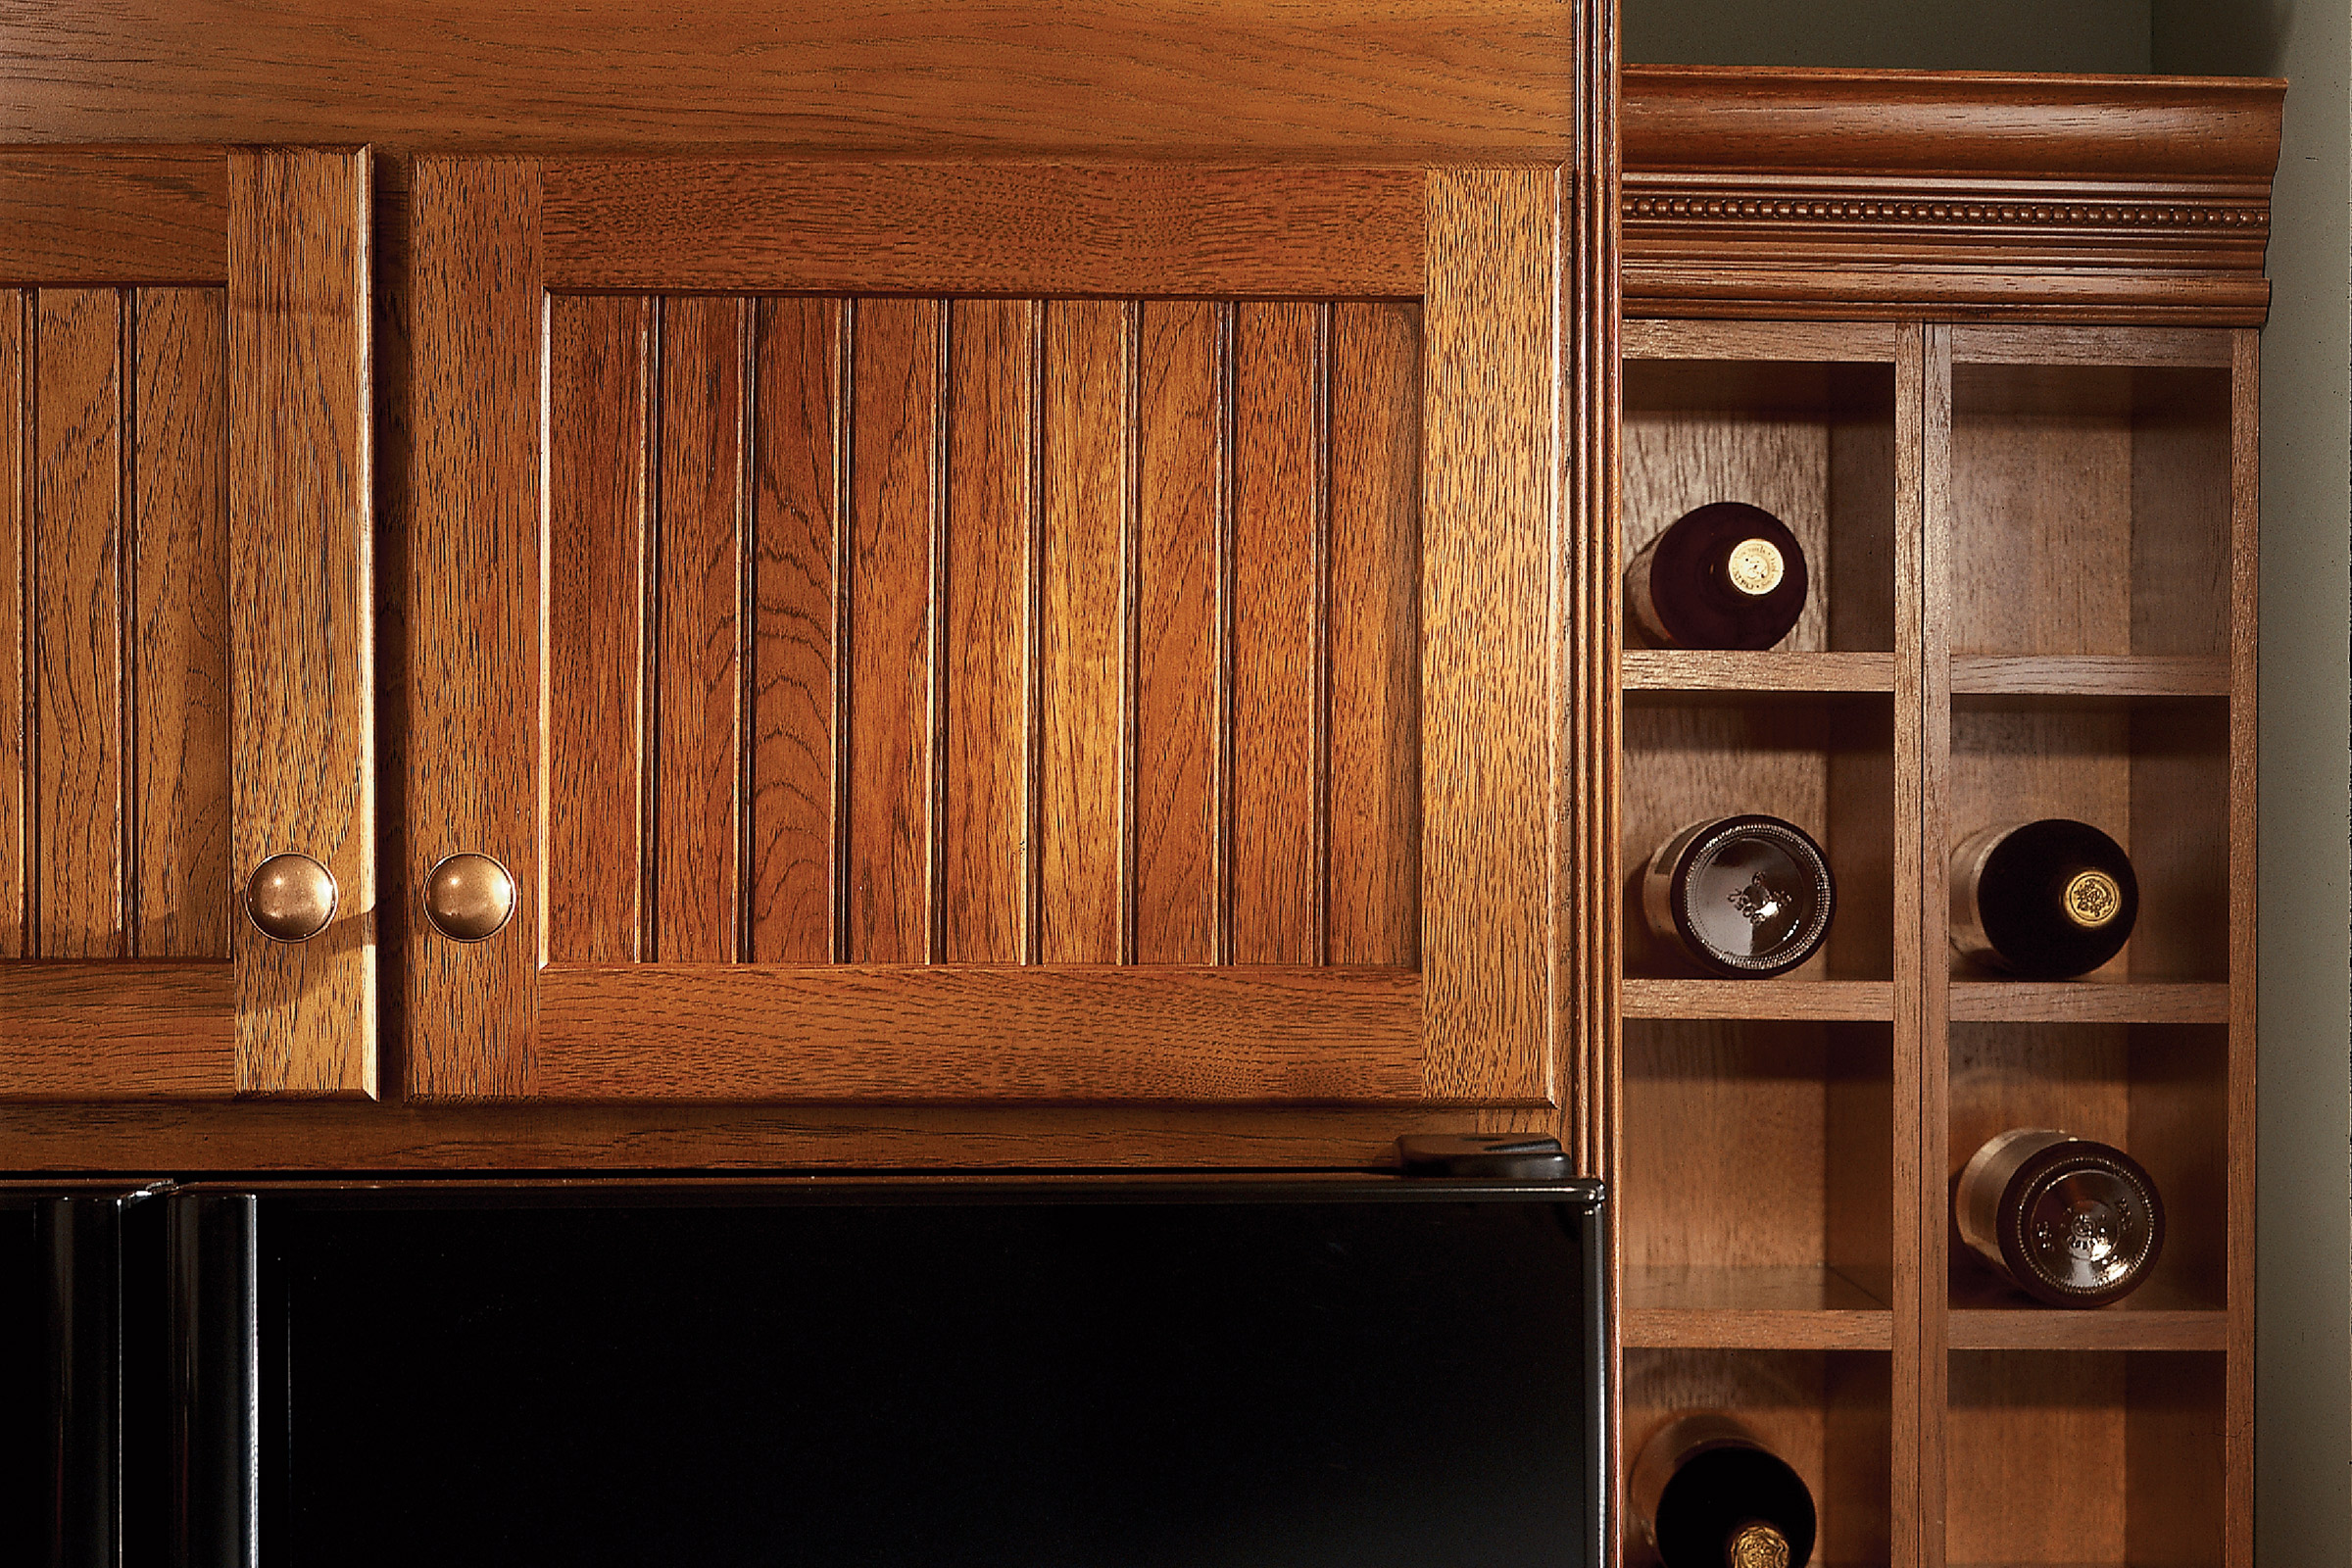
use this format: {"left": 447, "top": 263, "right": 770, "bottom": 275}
{"left": 5, "top": 1172, "right": 1607, "bottom": 1567}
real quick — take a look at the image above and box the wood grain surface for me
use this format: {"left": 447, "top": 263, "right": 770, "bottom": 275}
{"left": 0, "top": 293, "right": 20, "bottom": 957}
{"left": 0, "top": 960, "right": 234, "bottom": 1099}
{"left": 543, "top": 163, "right": 1426, "bottom": 298}
{"left": 1622, "top": 650, "right": 1897, "bottom": 693}
{"left": 406, "top": 157, "right": 541, "bottom": 1099}
{"left": 129, "top": 286, "right": 229, "bottom": 960}
{"left": 0, "top": 147, "right": 228, "bottom": 285}
{"left": 532, "top": 963, "right": 1423, "bottom": 1102}
{"left": 227, "top": 147, "right": 373, "bottom": 1096}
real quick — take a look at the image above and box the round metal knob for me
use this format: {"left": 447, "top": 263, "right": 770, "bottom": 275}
{"left": 423, "top": 853, "right": 515, "bottom": 943}
{"left": 244, "top": 854, "right": 338, "bottom": 943}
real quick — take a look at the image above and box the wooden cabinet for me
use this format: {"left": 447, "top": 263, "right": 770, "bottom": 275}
{"left": 0, "top": 146, "right": 373, "bottom": 1101}
{"left": 1617, "top": 70, "right": 2275, "bottom": 1568}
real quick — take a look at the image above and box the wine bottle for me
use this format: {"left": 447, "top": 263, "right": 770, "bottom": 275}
{"left": 1950, "top": 818, "right": 2138, "bottom": 978}
{"left": 1955, "top": 1128, "right": 2165, "bottom": 1307}
{"left": 1631, "top": 1413, "right": 1817, "bottom": 1568}
{"left": 1643, "top": 815, "right": 1835, "bottom": 978}
{"left": 1626, "top": 502, "right": 1810, "bottom": 650}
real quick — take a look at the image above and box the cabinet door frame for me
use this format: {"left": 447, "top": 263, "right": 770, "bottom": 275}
{"left": 0, "top": 145, "right": 374, "bottom": 1100}
{"left": 408, "top": 156, "right": 1578, "bottom": 1108}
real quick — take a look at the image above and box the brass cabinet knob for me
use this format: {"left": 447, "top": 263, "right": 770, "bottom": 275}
{"left": 423, "top": 853, "right": 515, "bottom": 943}
{"left": 244, "top": 854, "right": 339, "bottom": 943}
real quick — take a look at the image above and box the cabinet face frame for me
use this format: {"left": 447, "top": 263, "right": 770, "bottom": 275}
{"left": 0, "top": 146, "right": 375, "bottom": 1102}
{"left": 405, "top": 157, "right": 1592, "bottom": 1113}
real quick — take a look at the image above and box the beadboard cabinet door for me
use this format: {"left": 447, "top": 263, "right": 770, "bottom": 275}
{"left": 407, "top": 157, "right": 1587, "bottom": 1108}
{"left": 0, "top": 146, "right": 375, "bottom": 1100}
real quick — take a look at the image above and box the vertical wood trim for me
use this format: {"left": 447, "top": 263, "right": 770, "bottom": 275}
{"left": 0, "top": 291, "right": 24, "bottom": 958}
{"left": 1312, "top": 301, "right": 1333, "bottom": 968}
{"left": 546, "top": 293, "right": 650, "bottom": 963}
{"left": 1023, "top": 303, "right": 1047, "bottom": 965}
{"left": 1420, "top": 168, "right": 1558, "bottom": 1104}
{"left": 941, "top": 298, "right": 1034, "bottom": 962}
{"left": 1914, "top": 321, "right": 1954, "bottom": 1568}
{"left": 640, "top": 296, "right": 665, "bottom": 962}
{"left": 831, "top": 301, "right": 856, "bottom": 964}
{"left": 33, "top": 286, "right": 125, "bottom": 960}
{"left": 1229, "top": 300, "right": 1322, "bottom": 964}
{"left": 651, "top": 294, "right": 748, "bottom": 963}
{"left": 927, "top": 304, "right": 952, "bottom": 963}
{"left": 1326, "top": 302, "right": 1422, "bottom": 969}
{"left": 119, "top": 289, "right": 138, "bottom": 955}
{"left": 748, "top": 296, "right": 843, "bottom": 964}
{"left": 130, "top": 286, "right": 229, "bottom": 961}
{"left": 845, "top": 297, "right": 941, "bottom": 963}
{"left": 228, "top": 147, "right": 373, "bottom": 1096}
{"left": 2223, "top": 327, "right": 2258, "bottom": 1568}
{"left": 407, "top": 156, "right": 542, "bottom": 1098}
{"left": 1120, "top": 297, "right": 1142, "bottom": 966}
{"left": 1035, "top": 300, "right": 1130, "bottom": 965}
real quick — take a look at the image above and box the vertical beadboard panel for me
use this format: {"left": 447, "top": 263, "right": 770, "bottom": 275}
{"left": 654, "top": 294, "right": 748, "bottom": 963}
{"left": 32, "top": 286, "right": 124, "bottom": 958}
{"left": 1131, "top": 300, "right": 1225, "bottom": 965}
{"left": 547, "top": 292, "right": 651, "bottom": 963}
{"left": 130, "top": 286, "right": 229, "bottom": 959}
{"left": 0, "top": 291, "right": 24, "bottom": 957}
{"left": 1229, "top": 301, "right": 1323, "bottom": 964}
{"left": 1035, "top": 300, "right": 1130, "bottom": 965}
{"left": 1327, "top": 301, "right": 1422, "bottom": 967}
{"left": 749, "top": 296, "right": 843, "bottom": 964}
{"left": 941, "top": 298, "right": 1034, "bottom": 963}
{"left": 846, "top": 297, "right": 941, "bottom": 962}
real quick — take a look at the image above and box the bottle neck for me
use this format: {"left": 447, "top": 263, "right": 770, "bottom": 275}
{"left": 1725, "top": 1519, "right": 1791, "bottom": 1568}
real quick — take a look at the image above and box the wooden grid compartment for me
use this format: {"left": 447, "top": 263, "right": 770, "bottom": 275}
{"left": 1945, "top": 1350, "right": 2225, "bottom": 1568}
{"left": 1625, "top": 1349, "right": 1892, "bottom": 1568}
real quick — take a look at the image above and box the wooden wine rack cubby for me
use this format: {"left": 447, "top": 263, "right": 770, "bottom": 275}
{"left": 1617, "top": 65, "right": 2275, "bottom": 1568}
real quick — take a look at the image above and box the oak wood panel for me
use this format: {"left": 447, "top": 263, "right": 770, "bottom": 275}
{"left": 546, "top": 293, "right": 650, "bottom": 963}
{"left": 940, "top": 299, "right": 1034, "bottom": 963}
{"left": 0, "top": 292, "right": 23, "bottom": 957}
{"left": 1947, "top": 1310, "right": 2226, "bottom": 1353}
{"left": 1623, "top": 318, "right": 1903, "bottom": 364}
{"left": 1948, "top": 654, "right": 2228, "bottom": 697}
{"left": 227, "top": 147, "right": 373, "bottom": 1096}
{"left": 1946, "top": 1351, "right": 2127, "bottom": 1566}
{"left": 846, "top": 298, "right": 941, "bottom": 964}
{"left": 1035, "top": 301, "right": 1131, "bottom": 965}
{"left": 1949, "top": 323, "right": 2235, "bottom": 368}
{"left": 1325, "top": 302, "right": 1420, "bottom": 969}
{"left": 532, "top": 964, "right": 1425, "bottom": 1102}
{"left": 129, "top": 286, "right": 229, "bottom": 960}
{"left": 1621, "top": 979, "right": 1894, "bottom": 1022}
{"left": 1, "top": 4, "right": 1580, "bottom": 158}
{"left": 32, "top": 285, "right": 123, "bottom": 959}
{"left": 1622, "top": 651, "right": 1896, "bottom": 694}
{"left": 407, "top": 157, "right": 543, "bottom": 1099}
{"left": 749, "top": 297, "right": 844, "bottom": 964}
{"left": 1421, "top": 167, "right": 1555, "bottom": 1105}
{"left": 653, "top": 295, "right": 749, "bottom": 963}
{"left": 0, "top": 147, "right": 229, "bottom": 285}
{"left": 0, "top": 961, "right": 234, "bottom": 1099}
{"left": 1626, "top": 1306, "right": 1893, "bottom": 1352}
{"left": 1229, "top": 301, "right": 1321, "bottom": 965}
{"left": 1132, "top": 300, "right": 1224, "bottom": 965}
{"left": 543, "top": 163, "right": 1426, "bottom": 298}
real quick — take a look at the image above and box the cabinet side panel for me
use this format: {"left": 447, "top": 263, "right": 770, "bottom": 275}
{"left": 131, "top": 285, "right": 229, "bottom": 960}
{"left": 1326, "top": 302, "right": 1421, "bottom": 969}
{"left": 749, "top": 297, "right": 843, "bottom": 965}
{"left": 0, "top": 292, "right": 23, "bottom": 957}
{"left": 652, "top": 294, "right": 748, "bottom": 963}
{"left": 1035, "top": 300, "right": 1130, "bottom": 965}
{"left": 546, "top": 292, "right": 650, "bottom": 964}
{"left": 1132, "top": 300, "right": 1225, "bottom": 965}
{"left": 32, "top": 285, "right": 123, "bottom": 959}
{"left": 1230, "top": 301, "right": 1323, "bottom": 965}
{"left": 846, "top": 298, "right": 941, "bottom": 963}
{"left": 941, "top": 298, "right": 1035, "bottom": 963}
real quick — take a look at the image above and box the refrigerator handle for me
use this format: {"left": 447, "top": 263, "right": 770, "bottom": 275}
{"left": 172, "top": 1195, "right": 258, "bottom": 1568}
{"left": 38, "top": 1197, "right": 124, "bottom": 1568}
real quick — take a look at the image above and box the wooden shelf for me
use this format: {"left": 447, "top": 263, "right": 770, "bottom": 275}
{"left": 1624, "top": 650, "right": 1895, "bottom": 693}
{"left": 1947, "top": 1309, "right": 2227, "bottom": 1353}
{"left": 1950, "top": 654, "right": 2228, "bottom": 698}
{"left": 1947, "top": 982, "right": 2229, "bottom": 1024}
{"left": 1626, "top": 1266, "right": 1892, "bottom": 1349}
{"left": 1624, "top": 978, "right": 1892, "bottom": 1021}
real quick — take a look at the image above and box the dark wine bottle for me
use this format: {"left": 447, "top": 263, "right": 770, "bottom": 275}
{"left": 1626, "top": 502, "right": 1810, "bottom": 650}
{"left": 1631, "top": 1413, "right": 1817, "bottom": 1568}
{"left": 1955, "top": 1128, "right": 2165, "bottom": 1307}
{"left": 1950, "top": 818, "right": 2138, "bottom": 978}
{"left": 1643, "top": 815, "right": 1835, "bottom": 978}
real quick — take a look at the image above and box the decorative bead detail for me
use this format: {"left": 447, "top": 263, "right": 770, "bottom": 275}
{"left": 1623, "top": 192, "right": 2264, "bottom": 231}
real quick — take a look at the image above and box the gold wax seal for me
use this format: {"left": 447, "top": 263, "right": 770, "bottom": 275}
{"left": 1727, "top": 1521, "right": 1790, "bottom": 1568}
{"left": 1726, "top": 538, "right": 1785, "bottom": 596}
{"left": 2062, "top": 868, "right": 2123, "bottom": 929}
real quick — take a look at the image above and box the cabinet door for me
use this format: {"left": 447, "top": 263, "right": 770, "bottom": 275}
{"left": 0, "top": 148, "right": 373, "bottom": 1100}
{"left": 409, "top": 158, "right": 1572, "bottom": 1108}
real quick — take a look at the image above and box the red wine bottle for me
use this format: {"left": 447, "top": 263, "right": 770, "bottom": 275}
{"left": 1631, "top": 1413, "right": 1816, "bottom": 1568}
{"left": 1643, "top": 815, "right": 1835, "bottom": 978}
{"left": 1950, "top": 818, "right": 2137, "bottom": 978}
{"left": 1955, "top": 1128, "right": 2165, "bottom": 1306}
{"left": 1626, "top": 502, "right": 1809, "bottom": 650}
